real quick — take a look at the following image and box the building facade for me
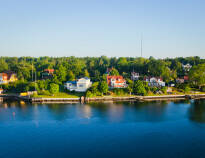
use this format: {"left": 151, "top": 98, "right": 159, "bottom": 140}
{"left": 42, "top": 69, "right": 54, "bottom": 79}
{"left": 182, "top": 63, "right": 192, "bottom": 72}
{"left": 131, "top": 72, "right": 140, "bottom": 81}
{"left": 144, "top": 77, "right": 165, "bottom": 87}
{"left": 65, "top": 77, "right": 92, "bottom": 92}
{"left": 0, "top": 72, "right": 18, "bottom": 84}
{"left": 107, "top": 75, "right": 127, "bottom": 88}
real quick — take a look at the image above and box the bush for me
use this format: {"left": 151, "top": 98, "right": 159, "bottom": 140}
{"left": 184, "top": 86, "right": 191, "bottom": 93}
{"left": 201, "top": 86, "right": 205, "bottom": 92}
{"left": 150, "top": 87, "right": 158, "bottom": 94}
{"left": 133, "top": 80, "right": 147, "bottom": 96}
{"left": 86, "top": 91, "right": 93, "bottom": 98}
{"left": 31, "top": 93, "right": 38, "bottom": 98}
{"left": 49, "top": 83, "right": 59, "bottom": 94}
{"left": 113, "top": 88, "right": 125, "bottom": 96}
{"left": 161, "top": 87, "right": 167, "bottom": 94}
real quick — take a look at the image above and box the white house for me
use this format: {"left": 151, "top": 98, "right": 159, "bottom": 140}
{"left": 182, "top": 63, "right": 192, "bottom": 72}
{"left": 131, "top": 72, "right": 140, "bottom": 81}
{"left": 65, "top": 77, "right": 92, "bottom": 92}
{"left": 144, "top": 77, "right": 165, "bottom": 87}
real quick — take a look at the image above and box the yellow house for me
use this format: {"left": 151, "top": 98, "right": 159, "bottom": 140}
{"left": 0, "top": 72, "right": 18, "bottom": 84}
{"left": 8, "top": 73, "right": 18, "bottom": 82}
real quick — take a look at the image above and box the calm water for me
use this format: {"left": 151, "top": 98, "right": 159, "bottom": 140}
{"left": 1, "top": 99, "right": 205, "bottom": 158}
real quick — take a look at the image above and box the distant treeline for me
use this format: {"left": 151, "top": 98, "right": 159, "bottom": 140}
{"left": 0, "top": 56, "right": 204, "bottom": 83}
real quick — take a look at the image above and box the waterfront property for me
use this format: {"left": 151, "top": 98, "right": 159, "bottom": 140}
{"left": 176, "top": 78, "right": 185, "bottom": 84}
{"left": 131, "top": 72, "right": 140, "bottom": 81}
{"left": 0, "top": 88, "right": 3, "bottom": 94}
{"left": 107, "top": 75, "right": 127, "bottom": 88}
{"left": 176, "top": 76, "right": 189, "bottom": 84}
{"left": 65, "top": 77, "right": 92, "bottom": 92}
{"left": 42, "top": 69, "right": 54, "bottom": 79}
{"left": 182, "top": 63, "right": 192, "bottom": 71}
{"left": 144, "top": 77, "right": 165, "bottom": 87}
{"left": 0, "top": 71, "right": 18, "bottom": 84}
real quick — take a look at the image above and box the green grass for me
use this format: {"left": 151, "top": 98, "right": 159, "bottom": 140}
{"left": 33, "top": 92, "right": 82, "bottom": 98}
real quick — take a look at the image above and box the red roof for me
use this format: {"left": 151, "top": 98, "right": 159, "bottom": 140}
{"left": 107, "top": 75, "right": 126, "bottom": 87}
{"left": 184, "top": 76, "right": 189, "bottom": 80}
{"left": 44, "top": 69, "right": 54, "bottom": 74}
{"left": 0, "top": 72, "right": 17, "bottom": 81}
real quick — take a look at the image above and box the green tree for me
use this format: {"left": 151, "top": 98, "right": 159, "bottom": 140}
{"left": 49, "top": 83, "right": 59, "bottom": 95}
{"left": 126, "top": 79, "right": 133, "bottom": 95}
{"left": 184, "top": 85, "right": 191, "bottom": 93}
{"left": 56, "top": 64, "right": 67, "bottom": 83}
{"left": 90, "top": 82, "right": 99, "bottom": 94}
{"left": 67, "top": 70, "right": 75, "bottom": 81}
{"left": 98, "top": 81, "right": 109, "bottom": 95}
{"left": 28, "top": 82, "right": 38, "bottom": 91}
{"left": 84, "top": 69, "right": 90, "bottom": 78}
{"left": 109, "top": 68, "right": 119, "bottom": 76}
{"left": 189, "top": 64, "right": 205, "bottom": 88}
{"left": 133, "top": 80, "right": 147, "bottom": 96}
{"left": 0, "top": 59, "right": 8, "bottom": 72}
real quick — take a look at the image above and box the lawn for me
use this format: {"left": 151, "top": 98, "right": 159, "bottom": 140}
{"left": 33, "top": 92, "right": 82, "bottom": 98}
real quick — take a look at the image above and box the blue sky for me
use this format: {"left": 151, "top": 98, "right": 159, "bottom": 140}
{"left": 0, "top": 0, "right": 204, "bottom": 58}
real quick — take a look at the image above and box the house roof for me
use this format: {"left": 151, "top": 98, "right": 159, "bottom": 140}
{"left": 184, "top": 76, "right": 189, "bottom": 80}
{"left": 44, "top": 69, "right": 54, "bottom": 73}
{"left": 81, "top": 77, "right": 90, "bottom": 80}
{"left": 66, "top": 81, "right": 77, "bottom": 84}
{"left": 107, "top": 75, "right": 126, "bottom": 85}
{"left": 144, "top": 76, "right": 163, "bottom": 81}
{"left": 0, "top": 72, "right": 17, "bottom": 81}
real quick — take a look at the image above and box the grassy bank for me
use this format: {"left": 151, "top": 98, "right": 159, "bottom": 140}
{"left": 32, "top": 92, "right": 82, "bottom": 98}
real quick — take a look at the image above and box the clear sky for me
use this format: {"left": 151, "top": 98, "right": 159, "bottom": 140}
{"left": 0, "top": 0, "right": 204, "bottom": 58}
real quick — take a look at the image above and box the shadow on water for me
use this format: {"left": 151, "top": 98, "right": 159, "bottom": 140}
{"left": 46, "top": 103, "right": 74, "bottom": 121}
{"left": 87, "top": 100, "right": 170, "bottom": 123}
{"left": 188, "top": 99, "right": 205, "bottom": 123}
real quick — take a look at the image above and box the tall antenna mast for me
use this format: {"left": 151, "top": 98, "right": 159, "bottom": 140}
{"left": 141, "top": 34, "right": 143, "bottom": 57}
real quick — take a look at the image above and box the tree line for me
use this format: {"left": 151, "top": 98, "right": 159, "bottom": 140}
{"left": 0, "top": 56, "right": 205, "bottom": 95}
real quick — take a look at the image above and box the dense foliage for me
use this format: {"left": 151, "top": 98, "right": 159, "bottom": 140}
{"left": 0, "top": 56, "right": 204, "bottom": 95}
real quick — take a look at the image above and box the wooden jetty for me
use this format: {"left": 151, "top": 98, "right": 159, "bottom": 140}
{"left": 1, "top": 93, "right": 205, "bottom": 103}
{"left": 31, "top": 97, "right": 80, "bottom": 103}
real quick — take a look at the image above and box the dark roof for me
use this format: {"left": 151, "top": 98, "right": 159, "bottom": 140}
{"left": 66, "top": 81, "right": 77, "bottom": 84}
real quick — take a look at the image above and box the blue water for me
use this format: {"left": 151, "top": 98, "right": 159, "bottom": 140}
{"left": 1, "top": 100, "right": 205, "bottom": 158}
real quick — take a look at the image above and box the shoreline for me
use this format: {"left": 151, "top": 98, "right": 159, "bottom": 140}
{"left": 1, "top": 93, "right": 205, "bottom": 103}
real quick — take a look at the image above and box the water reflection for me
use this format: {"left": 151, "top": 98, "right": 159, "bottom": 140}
{"left": 86, "top": 101, "right": 169, "bottom": 123}
{"left": 189, "top": 99, "right": 205, "bottom": 123}
{"left": 1, "top": 99, "right": 205, "bottom": 123}
{"left": 1, "top": 100, "right": 205, "bottom": 158}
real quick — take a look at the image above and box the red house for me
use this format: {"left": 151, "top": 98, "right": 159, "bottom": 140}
{"left": 107, "top": 75, "right": 127, "bottom": 88}
{"left": 184, "top": 76, "right": 189, "bottom": 81}
{"left": 44, "top": 69, "right": 54, "bottom": 74}
{"left": 42, "top": 69, "right": 54, "bottom": 79}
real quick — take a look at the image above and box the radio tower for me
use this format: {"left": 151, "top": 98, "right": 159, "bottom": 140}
{"left": 141, "top": 34, "right": 143, "bottom": 57}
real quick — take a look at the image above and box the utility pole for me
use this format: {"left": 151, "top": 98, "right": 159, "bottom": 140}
{"left": 32, "top": 63, "right": 34, "bottom": 82}
{"left": 35, "top": 71, "right": 37, "bottom": 91}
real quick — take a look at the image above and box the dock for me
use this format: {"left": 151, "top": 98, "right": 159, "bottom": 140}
{"left": 1, "top": 93, "right": 205, "bottom": 103}
{"left": 31, "top": 97, "right": 80, "bottom": 103}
